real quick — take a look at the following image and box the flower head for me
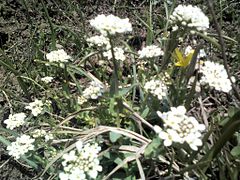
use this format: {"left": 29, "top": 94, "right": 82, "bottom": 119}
{"left": 103, "top": 47, "right": 126, "bottom": 61}
{"left": 46, "top": 49, "right": 71, "bottom": 63}
{"left": 41, "top": 76, "right": 54, "bottom": 83}
{"left": 4, "top": 113, "right": 26, "bottom": 130}
{"left": 144, "top": 79, "right": 168, "bottom": 100}
{"left": 170, "top": 5, "right": 209, "bottom": 32}
{"left": 173, "top": 48, "right": 194, "bottom": 67}
{"left": 155, "top": 106, "right": 205, "bottom": 150}
{"left": 87, "top": 35, "right": 110, "bottom": 48}
{"left": 7, "top": 134, "right": 35, "bottom": 159}
{"left": 25, "top": 99, "right": 44, "bottom": 116}
{"left": 59, "top": 140, "right": 102, "bottom": 180}
{"left": 200, "top": 61, "right": 234, "bottom": 92}
{"left": 82, "top": 81, "right": 104, "bottom": 100}
{"left": 90, "top": 14, "right": 132, "bottom": 35}
{"left": 138, "top": 45, "right": 164, "bottom": 59}
{"left": 31, "top": 129, "right": 47, "bottom": 138}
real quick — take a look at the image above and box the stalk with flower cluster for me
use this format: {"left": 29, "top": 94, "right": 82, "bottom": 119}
{"left": 89, "top": 14, "right": 132, "bottom": 96}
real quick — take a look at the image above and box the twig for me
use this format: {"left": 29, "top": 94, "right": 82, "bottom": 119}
{"left": 56, "top": 106, "right": 97, "bottom": 127}
{"left": 136, "top": 157, "right": 146, "bottom": 180}
{"left": 123, "top": 102, "right": 154, "bottom": 130}
{"left": 2, "top": 90, "right": 13, "bottom": 114}
{"left": 206, "top": 0, "right": 240, "bottom": 102}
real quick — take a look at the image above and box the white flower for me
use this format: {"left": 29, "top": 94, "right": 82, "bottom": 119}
{"left": 153, "top": 125, "right": 162, "bottom": 134}
{"left": 138, "top": 45, "right": 164, "bottom": 58}
{"left": 59, "top": 140, "right": 102, "bottom": 180}
{"left": 4, "top": 113, "right": 26, "bottom": 130}
{"left": 87, "top": 35, "right": 110, "bottom": 48}
{"left": 185, "top": 134, "right": 203, "bottom": 151}
{"left": 77, "top": 96, "right": 87, "bottom": 105}
{"left": 144, "top": 79, "right": 168, "bottom": 100}
{"left": 103, "top": 47, "right": 126, "bottom": 61}
{"left": 90, "top": 14, "right": 132, "bottom": 35}
{"left": 68, "top": 167, "right": 86, "bottom": 180}
{"left": 25, "top": 99, "right": 44, "bottom": 116}
{"left": 59, "top": 172, "right": 70, "bottom": 180}
{"left": 184, "top": 45, "right": 194, "bottom": 56}
{"left": 62, "top": 150, "right": 77, "bottom": 167}
{"left": 82, "top": 81, "right": 104, "bottom": 100}
{"left": 41, "top": 76, "right": 53, "bottom": 83}
{"left": 155, "top": 106, "right": 205, "bottom": 150}
{"left": 200, "top": 61, "right": 233, "bottom": 92}
{"left": 198, "top": 49, "right": 206, "bottom": 59}
{"left": 31, "top": 129, "right": 47, "bottom": 138}
{"left": 7, "top": 134, "right": 35, "bottom": 159}
{"left": 159, "top": 129, "right": 181, "bottom": 146}
{"left": 184, "top": 46, "right": 207, "bottom": 60}
{"left": 76, "top": 140, "right": 83, "bottom": 151}
{"left": 45, "top": 133, "right": 54, "bottom": 142}
{"left": 46, "top": 49, "right": 71, "bottom": 63}
{"left": 170, "top": 5, "right": 209, "bottom": 32}
{"left": 187, "top": 76, "right": 201, "bottom": 92}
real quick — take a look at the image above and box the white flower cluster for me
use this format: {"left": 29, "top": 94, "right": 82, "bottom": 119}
{"left": 82, "top": 81, "right": 104, "bottom": 99}
{"left": 138, "top": 45, "right": 164, "bottom": 59}
{"left": 170, "top": 5, "right": 209, "bottom": 32}
{"left": 200, "top": 61, "right": 234, "bottom": 93}
{"left": 41, "top": 76, "right": 54, "bottom": 83}
{"left": 77, "top": 96, "right": 87, "bottom": 105}
{"left": 184, "top": 46, "right": 206, "bottom": 59}
{"left": 154, "top": 106, "right": 205, "bottom": 151}
{"left": 25, "top": 99, "right": 44, "bottom": 116}
{"left": 103, "top": 47, "right": 126, "bottom": 61}
{"left": 144, "top": 79, "right": 168, "bottom": 100}
{"left": 45, "top": 133, "right": 54, "bottom": 142}
{"left": 46, "top": 49, "right": 71, "bottom": 63}
{"left": 31, "top": 129, "right": 47, "bottom": 138}
{"left": 7, "top": 134, "right": 35, "bottom": 159}
{"left": 87, "top": 35, "right": 110, "bottom": 48}
{"left": 4, "top": 113, "right": 26, "bottom": 130}
{"left": 59, "top": 141, "right": 102, "bottom": 180}
{"left": 90, "top": 14, "right": 132, "bottom": 35}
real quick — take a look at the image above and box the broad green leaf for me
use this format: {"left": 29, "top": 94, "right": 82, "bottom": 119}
{"left": 109, "top": 132, "right": 122, "bottom": 143}
{"left": 144, "top": 137, "right": 162, "bottom": 157}
{"left": 141, "top": 107, "right": 149, "bottom": 118}
{"left": 230, "top": 146, "right": 240, "bottom": 157}
{"left": 0, "top": 135, "right": 11, "bottom": 146}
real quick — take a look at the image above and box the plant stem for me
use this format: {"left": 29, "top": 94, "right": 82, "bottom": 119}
{"left": 206, "top": 0, "right": 240, "bottom": 102}
{"left": 108, "top": 34, "right": 119, "bottom": 96}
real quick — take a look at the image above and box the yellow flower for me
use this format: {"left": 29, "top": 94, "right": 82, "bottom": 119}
{"left": 173, "top": 48, "right": 194, "bottom": 67}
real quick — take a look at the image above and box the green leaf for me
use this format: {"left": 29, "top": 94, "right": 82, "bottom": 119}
{"left": 119, "top": 83, "right": 138, "bottom": 97}
{"left": 228, "top": 106, "right": 239, "bottom": 117}
{"left": 231, "top": 146, "right": 240, "bottom": 157}
{"left": 200, "top": 110, "right": 240, "bottom": 172}
{"left": 0, "top": 135, "right": 11, "bottom": 146}
{"left": 144, "top": 137, "right": 162, "bottom": 157}
{"left": 109, "top": 132, "right": 122, "bottom": 143}
{"left": 0, "top": 127, "right": 19, "bottom": 137}
{"left": 141, "top": 107, "right": 149, "bottom": 118}
{"left": 20, "top": 155, "right": 39, "bottom": 169}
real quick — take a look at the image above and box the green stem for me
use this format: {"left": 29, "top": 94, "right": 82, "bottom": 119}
{"left": 200, "top": 110, "right": 240, "bottom": 172}
{"left": 40, "top": 0, "right": 56, "bottom": 49}
{"left": 108, "top": 34, "right": 119, "bottom": 96}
